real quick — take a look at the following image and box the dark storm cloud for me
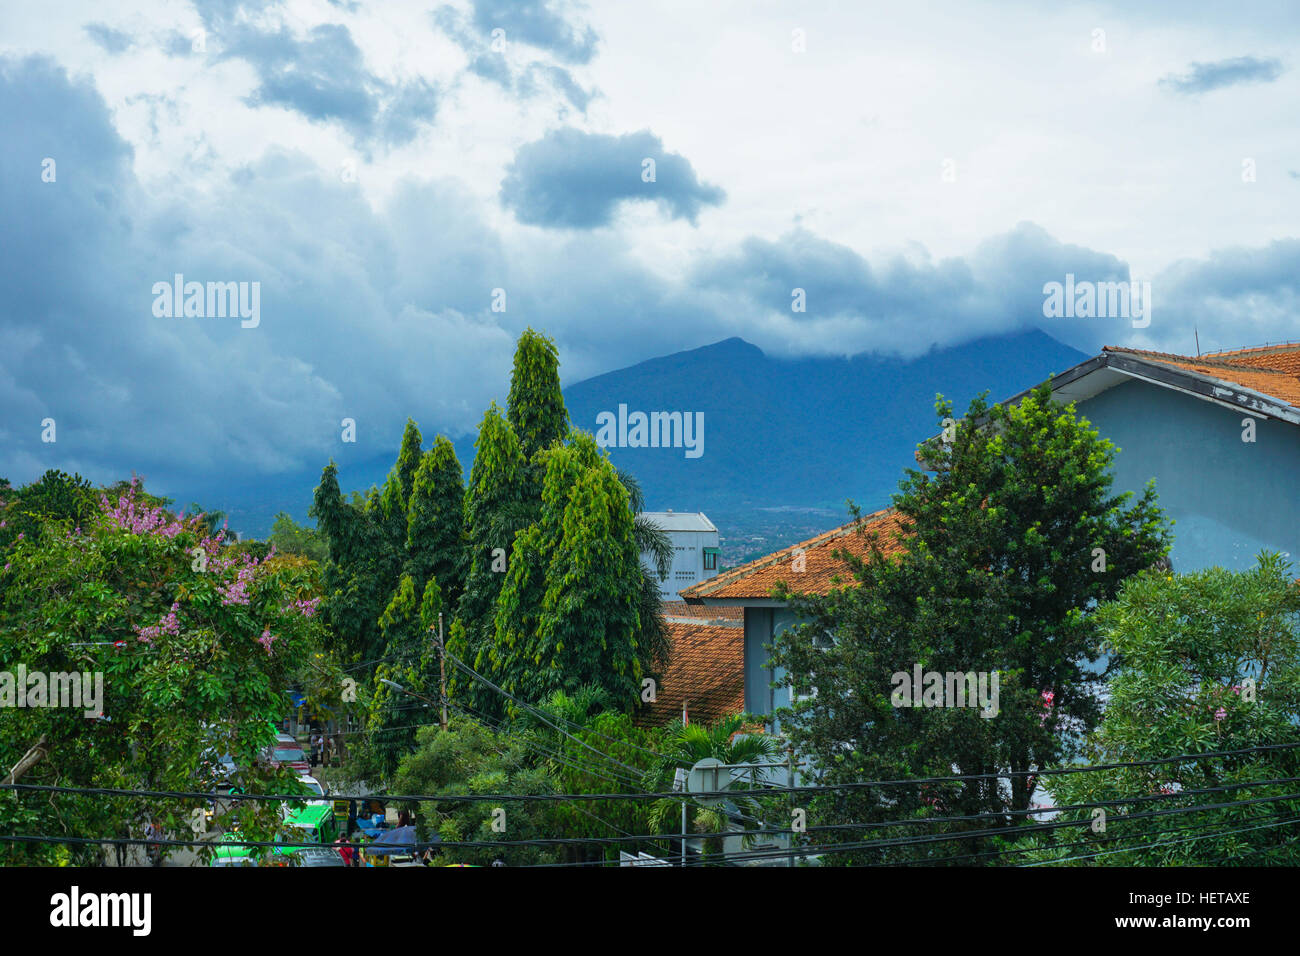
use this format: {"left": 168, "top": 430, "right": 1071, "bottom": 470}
{"left": 500, "top": 128, "right": 724, "bottom": 227}
{"left": 1159, "top": 56, "right": 1284, "bottom": 95}
{"left": 4, "top": 55, "right": 1298, "bottom": 497}
{"left": 469, "top": 0, "right": 597, "bottom": 64}
{"left": 84, "top": 23, "right": 135, "bottom": 54}
{"left": 184, "top": 1, "right": 437, "bottom": 148}
{"left": 433, "top": 5, "right": 597, "bottom": 113}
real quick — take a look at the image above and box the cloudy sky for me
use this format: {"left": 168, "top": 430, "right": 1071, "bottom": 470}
{"left": 2, "top": 0, "right": 1298, "bottom": 492}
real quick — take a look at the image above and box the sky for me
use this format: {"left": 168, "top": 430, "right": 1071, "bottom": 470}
{"left": 1, "top": 0, "right": 1298, "bottom": 494}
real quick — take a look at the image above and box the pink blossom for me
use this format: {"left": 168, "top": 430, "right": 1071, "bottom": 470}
{"left": 290, "top": 597, "right": 321, "bottom": 618}
{"left": 258, "top": 628, "right": 276, "bottom": 654}
{"left": 134, "top": 601, "right": 181, "bottom": 644}
{"left": 219, "top": 565, "right": 256, "bottom": 605}
{"left": 1214, "top": 707, "right": 1227, "bottom": 722}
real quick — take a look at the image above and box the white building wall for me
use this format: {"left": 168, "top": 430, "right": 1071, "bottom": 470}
{"left": 639, "top": 515, "right": 720, "bottom": 600}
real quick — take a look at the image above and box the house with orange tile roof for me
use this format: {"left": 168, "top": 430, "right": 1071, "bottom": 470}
{"left": 679, "top": 341, "right": 1300, "bottom": 727}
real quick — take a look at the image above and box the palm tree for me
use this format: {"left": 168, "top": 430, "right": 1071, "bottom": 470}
{"left": 647, "top": 714, "right": 780, "bottom": 858}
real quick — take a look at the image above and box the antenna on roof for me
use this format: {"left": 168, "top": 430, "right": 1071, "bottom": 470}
{"left": 1194, "top": 328, "right": 1200, "bottom": 358}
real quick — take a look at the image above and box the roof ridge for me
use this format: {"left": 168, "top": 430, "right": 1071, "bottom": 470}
{"left": 681, "top": 507, "right": 897, "bottom": 598}
{"left": 1103, "top": 346, "right": 1291, "bottom": 376}
{"left": 1202, "top": 342, "right": 1300, "bottom": 358}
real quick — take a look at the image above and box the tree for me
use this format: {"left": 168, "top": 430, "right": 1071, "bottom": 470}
{"left": 0, "top": 479, "right": 326, "bottom": 865}
{"left": 771, "top": 383, "right": 1170, "bottom": 863}
{"left": 183, "top": 502, "right": 227, "bottom": 538}
{"left": 620, "top": 469, "right": 672, "bottom": 675}
{"left": 392, "top": 718, "right": 565, "bottom": 866}
{"left": 1018, "top": 553, "right": 1300, "bottom": 865}
{"left": 487, "top": 435, "right": 645, "bottom": 710}
{"left": 363, "top": 574, "right": 440, "bottom": 781}
{"left": 311, "top": 461, "right": 393, "bottom": 665}
{"left": 406, "top": 436, "right": 467, "bottom": 610}
{"left": 507, "top": 327, "right": 568, "bottom": 464}
{"left": 267, "top": 511, "right": 330, "bottom": 563}
{"left": 452, "top": 403, "right": 530, "bottom": 713}
{"left": 0, "top": 469, "right": 97, "bottom": 548}
{"left": 646, "top": 715, "right": 781, "bottom": 858}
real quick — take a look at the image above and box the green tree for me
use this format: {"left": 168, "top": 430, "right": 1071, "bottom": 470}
{"left": 0, "top": 480, "right": 326, "bottom": 865}
{"left": 267, "top": 511, "right": 329, "bottom": 563}
{"left": 772, "top": 383, "right": 1170, "bottom": 863}
{"left": 453, "top": 403, "right": 530, "bottom": 713}
{"left": 507, "top": 327, "right": 569, "bottom": 464}
{"left": 312, "top": 462, "right": 392, "bottom": 665}
{"left": 0, "top": 470, "right": 98, "bottom": 548}
{"left": 1019, "top": 554, "right": 1300, "bottom": 865}
{"left": 364, "top": 574, "right": 439, "bottom": 780}
{"left": 406, "top": 436, "right": 467, "bottom": 610}
{"left": 646, "top": 715, "right": 781, "bottom": 858}
{"left": 488, "top": 435, "right": 645, "bottom": 709}
{"left": 392, "top": 718, "right": 565, "bottom": 866}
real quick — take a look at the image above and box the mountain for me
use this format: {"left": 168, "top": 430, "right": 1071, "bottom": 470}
{"left": 195, "top": 329, "right": 1088, "bottom": 555}
{"left": 563, "top": 329, "right": 1088, "bottom": 551}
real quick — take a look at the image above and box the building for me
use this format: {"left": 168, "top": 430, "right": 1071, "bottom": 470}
{"left": 680, "top": 342, "right": 1300, "bottom": 725}
{"left": 636, "top": 603, "right": 744, "bottom": 727}
{"left": 639, "top": 511, "right": 721, "bottom": 600}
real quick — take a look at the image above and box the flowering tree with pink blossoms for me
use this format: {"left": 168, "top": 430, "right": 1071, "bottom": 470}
{"left": 0, "top": 478, "right": 336, "bottom": 865}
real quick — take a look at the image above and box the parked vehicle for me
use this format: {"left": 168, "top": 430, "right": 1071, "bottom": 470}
{"left": 263, "top": 743, "right": 311, "bottom": 775}
{"left": 280, "top": 847, "right": 346, "bottom": 867}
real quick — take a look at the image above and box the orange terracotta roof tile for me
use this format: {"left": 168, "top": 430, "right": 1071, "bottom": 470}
{"left": 679, "top": 508, "right": 908, "bottom": 601}
{"left": 1102, "top": 345, "right": 1300, "bottom": 409}
{"left": 637, "top": 621, "right": 744, "bottom": 728}
{"left": 661, "top": 602, "right": 743, "bottom": 624}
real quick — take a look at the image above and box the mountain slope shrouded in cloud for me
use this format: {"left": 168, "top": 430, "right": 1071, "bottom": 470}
{"left": 193, "top": 328, "right": 1087, "bottom": 540}
{"left": 562, "top": 328, "right": 1089, "bottom": 514}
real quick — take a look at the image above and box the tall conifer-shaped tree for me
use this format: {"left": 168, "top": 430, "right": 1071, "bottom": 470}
{"left": 488, "top": 434, "right": 644, "bottom": 709}
{"left": 452, "top": 403, "right": 530, "bottom": 713}
{"left": 507, "top": 328, "right": 569, "bottom": 463}
{"left": 312, "top": 461, "right": 390, "bottom": 664}
{"left": 406, "top": 436, "right": 467, "bottom": 611}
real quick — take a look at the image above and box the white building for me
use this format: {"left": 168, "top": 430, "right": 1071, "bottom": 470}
{"left": 640, "top": 511, "right": 720, "bottom": 600}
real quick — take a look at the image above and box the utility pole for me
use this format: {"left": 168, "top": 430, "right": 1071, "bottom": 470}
{"left": 437, "top": 612, "right": 448, "bottom": 731}
{"left": 681, "top": 700, "right": 689, "bottom": 866}
{"left": 787, "top": 744, "right": 796, "bottom": 868}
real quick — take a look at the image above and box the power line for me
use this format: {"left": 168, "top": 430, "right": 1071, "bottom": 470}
{"left": 1021, "top": 814, "right": 1300, "bottom": 866}
{"left": 7, "top": 741, "right": 1300, "bottom": 804}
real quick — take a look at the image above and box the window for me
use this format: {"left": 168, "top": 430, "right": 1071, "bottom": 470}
{"left": 703, "top": 548, "right": 718, "bottom": 571}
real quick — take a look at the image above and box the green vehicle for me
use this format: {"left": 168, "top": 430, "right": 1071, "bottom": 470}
{"left": 209, "top": 805, "right": 340, "bottom": 867}
{"left": 209, "top": 831, "right": 260, "bottom": 867}
{"left": 270, "top": 804, "right": 339, "bottom": 865}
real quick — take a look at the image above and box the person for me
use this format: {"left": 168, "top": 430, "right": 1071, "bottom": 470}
{"left": 335, "top": 834, "right": 354, "bottom": 867}
{"left": 309, "top": 732, "right": 321, "bottom": 767}
{"left": 398, "top": 808, "right": 411, "bottom": 827}
{"left": 142, "top": 819, "right": 162, "bottom": 867}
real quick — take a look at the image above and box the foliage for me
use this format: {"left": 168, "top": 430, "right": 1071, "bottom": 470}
{"left": 0, "top": 479, "right": 328, "bottom": 865}
{"left": 486, "top": 434, "right": 645, "bottom": 710}
{"left": 392, "top": 718, "right": 565, "bottom": 866}
{"left": 0, "top": 469, "right": 98, "bottom": 548}
{"left": 645, "top": 714, "right": 782, "bottom": 858}
{"left": 267, "top": 511, "right": 329, "bottom": 563}
{"left": 406, "top": 436, "right": 467, "bottom": 611}
{"left": 1016, "top": 554, "right": 1300, "bottom": 865}
{"left": 771, "top": 383, "right": 1171, "bottom": 863}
